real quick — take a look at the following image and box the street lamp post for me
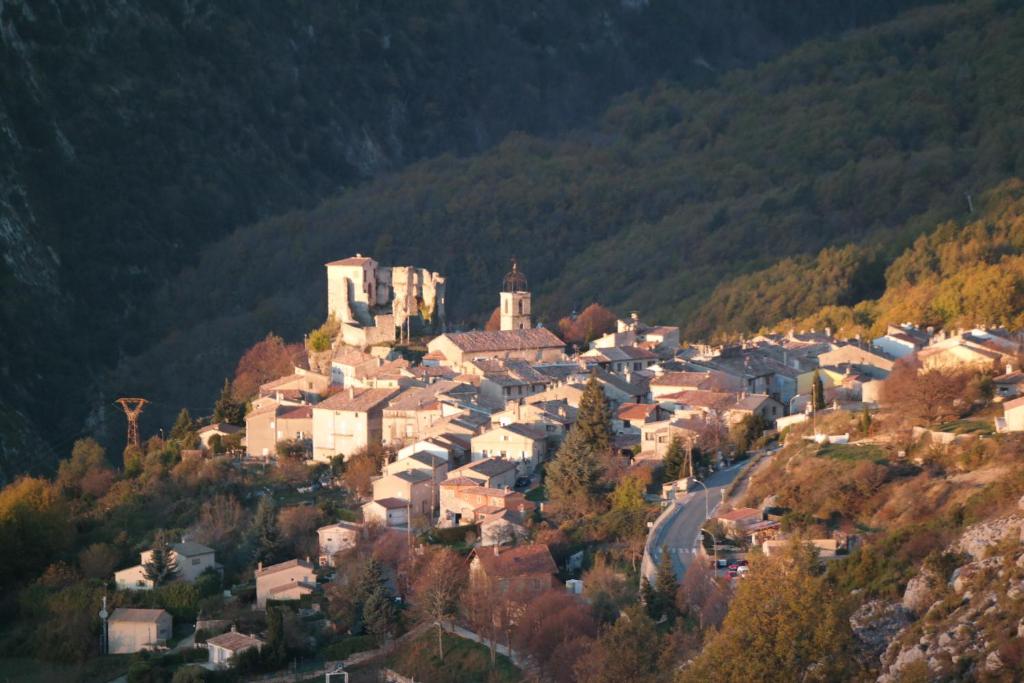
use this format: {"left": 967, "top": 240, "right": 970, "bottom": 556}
{"left": 690, "top": 478, "right": 710, "bottom": 521}
{"left": 699, "top": 528, "right": 718, "bottom": 567}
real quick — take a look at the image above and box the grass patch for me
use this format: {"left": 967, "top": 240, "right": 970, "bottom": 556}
{"left": 935, "top": 419, "right": 994, "bottom": 435}
{"left": 817, "top": 443, "right": 886, "bottom": 462}
{"left": 384, "top": 629, "right": 521, "bottom": 683}
{"left": 320, "top": 634, "right": 379, "bottom": 660}
{"left": 525, "top": 485, "right": 547, "bottom": 502}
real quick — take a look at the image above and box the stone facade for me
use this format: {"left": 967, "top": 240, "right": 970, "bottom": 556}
{"left": 326, "top": 255, "right": 445, "bottom": 343}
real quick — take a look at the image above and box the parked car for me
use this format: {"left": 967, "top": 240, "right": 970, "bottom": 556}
{"left": 514, "top": 477, "right": 531, "bottom": 488}
{"left": 716, "top": 558, "right": 729, "bottom": 568}
{"left": 737, "top": 565, "right": 750, "bottom": 574}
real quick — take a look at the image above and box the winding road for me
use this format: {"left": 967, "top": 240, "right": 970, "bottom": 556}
{"left": 642, "top": 460, "right": 748, "bottom": 583}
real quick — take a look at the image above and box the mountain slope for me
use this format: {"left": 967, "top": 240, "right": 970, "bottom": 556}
{"left": 2, "top": 0, "right": 927, "bottom": 478}
{"left": 116, "top": 1, "right": 1024, "bottom": 434}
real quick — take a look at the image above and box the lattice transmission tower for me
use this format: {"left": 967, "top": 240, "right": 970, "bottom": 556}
{"left": 115, "top": 397, "right": 148, "bottom": 449}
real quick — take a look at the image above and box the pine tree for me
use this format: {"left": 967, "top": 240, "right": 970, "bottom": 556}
{"left": 639, "top": 576, "right": 657, "bottom": 618}
{"left": 143, "top": 531, "right": 180, "bottom": 586}
{"left": 663, "top": 436, "right": 687, "bottom": 481}
{"left": 170, "top": 408, "right": 198, "bottom": 448}
{"left": 213, "top": 378, "right": 245, "bottom": 425}
{"left": 363, "top": 585, "right": 399, "bottom": 642}
{"left": 576, "top": 375, "right": 612, "bottom": 452}
{"left": 545, "top": 426, "right": 605, "bottom": 516}
{"left": 574, "top": 605, "right": 661, "bottom": 683}
{"left": 811, "top": 370, "right": 826, "bottom": 412}
{"left": 252, "top": 497, "right": 281, "bottom": 565}
{"left": 652, "top": 546, "right": 678, "bottom": 622}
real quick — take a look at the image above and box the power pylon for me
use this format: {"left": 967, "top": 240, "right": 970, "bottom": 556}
{"left": 115, "top": 397, "right": 148, "bottom": 449}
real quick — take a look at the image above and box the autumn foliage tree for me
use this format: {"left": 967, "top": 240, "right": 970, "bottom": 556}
{"left": 881, "top": 358, "right": 979, "bottom": 425}
{"left": 412, "top": 547, "right": 467, "bottom": 658}
{"left": 232, "top": 333, "right": 304, "bottom": 401}
{"left": 557, "top": 303, "right": 617, "bottom": 346}
{"left": 514, "top": 590, "right": 598, "bottom": 682}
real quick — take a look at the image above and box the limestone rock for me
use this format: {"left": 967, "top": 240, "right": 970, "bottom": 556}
{"left": 902, "top": 573, "right": 936, "bottom": 614}
{"left": 851, "top": 601, "right": 912, "bottom": 658}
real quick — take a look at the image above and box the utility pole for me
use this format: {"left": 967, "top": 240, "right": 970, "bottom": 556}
{"left": 115, "top": 397, "right": 149, "bottom": 450}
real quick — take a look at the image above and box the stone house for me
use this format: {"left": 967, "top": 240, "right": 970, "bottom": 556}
{"left": 438, "top": 479, "right": 534, "bottom": 526}
{"left": 362, "top": 498, "right": 409, "bottom": 527}
{"left": 640, "top": 417, "right": 703, "bottom": 458}
{"left": 470, "top": 423, "right": 547, "bottom": 475}
{"left": 259, "top": 369, "right": 331, "bottom": 404}
{"left": 381, "top": 381, "right": 471, "bottom": 447}
{"left": 197, "top": 423, "right": 242, "bottom": 450}
{"left": 580, "top": 346, "right": 659, "bottom": 374}
{"left": 999, "top": 396, "right": 1024, "bottom": 432}
{"left": 206, "top": 628, "right": 263, "bottom": 668}
{"left": 107, "top": 608, "right": 172, "bottom": 654}
{"left": 468, "top": 544, "right": 558, "bottom": 603}
{"left": 312, "top": 387, "right": 400, "bottom": 462}
{"left": 448, "top": 457, "right": 518, "bottom": 489}
{"left": 114, "top": 542, "right": 218, "bottom": 591}
{"left": 372, "top": 469, "right": 435, "bottom": 517}
{"left": 426, "top": 328, "right": 565, "bottom": 368}
{"left": 716, "top": 507, "right": 764, "bottom": 537}
{"left": 385, "top": 450, "right": 449, "bottom": 486}
{"left": 245, "top": 403, "right": 313, "bottom": 458}
{"left": 316, "top": 521, "right": 363, "bottom": 567}
{"left": 255, "top": 558, "right": 316, "bottom": 608}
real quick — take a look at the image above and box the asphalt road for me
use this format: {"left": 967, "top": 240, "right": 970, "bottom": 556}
{"left": 646, "top": 461, "right": 746, "bottom": 582}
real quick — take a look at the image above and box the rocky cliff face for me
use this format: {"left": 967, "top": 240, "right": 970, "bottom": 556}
{"left": 861, "top": 505, "right": 1024, "bottom": 681}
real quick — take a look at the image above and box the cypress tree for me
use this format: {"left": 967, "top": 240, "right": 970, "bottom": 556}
{"left": 811, "top": 370, "right": 826, "bottom": 412}
{"left": 640, "top": 576, "right": 657, "bottom": 618}
{"left": 663, "top": 436, "right": 687, "bottom": 481}
{"left": 213, "top": 378, "right": 245, "bottom": 425}
{"left": 653, "top": 546, "right": 678, "bottom": 622}
{"left": 143, "top": 531, "right": 180, "bottom": 586}
{"left": 576, "top": 375, "right": 612, "bottom": 452}
{"left": 264, "top": 606, "right": 287, "bottom": 668}
{"left": 170, "top": 408, "right": 198, "bottom": 448}
{"left": 253, "top": 497, "right": 281, "bottom": 565}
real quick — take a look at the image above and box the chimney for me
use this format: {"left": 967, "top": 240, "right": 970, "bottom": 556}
{"left": 348, "top": 387, "right": 355, "bottom": 399}
{"left": 494, "top": 545, "right": 500, "bottom": 556}
{"left": 257, "top": 561, "right": 263, "bottom": 572}
{"left": 1008, "top": 363, "right": 1014, "bottom": 375}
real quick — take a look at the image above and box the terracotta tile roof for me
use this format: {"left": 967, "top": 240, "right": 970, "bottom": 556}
{"left": 473, "top": 544, "right": 557, "bottom": 578}
{"left": 441, "top": 476, "right": 482, "bottom": 488}
{"left": 109, "top": 608, "right": 168, "bottom": 623}
{"left": 171, "top": 542, "right": 214, "bottom": 557}
{"left": 255, "top": 558, "right": 314, "bottom": 577}
{"left": 198, "top": 423, "right": 243, "bottom": 435}
{"left": 1003, "top": 396, "right": 1024, "bottom": 411}
{"left": 440, "top": 328, "right": 564, "bottom": 353}
{"left": 617, "top": 403, "right": 657, "bottom": 421}
{"left": 490, "top": 423, "right": 546, "bottom": 440}
{"left": 717, "top": 507, "right": 763, "bottom": 522}
{"left": 423, "top": 350, "right": 447, "bottom": 361}
{"left": 370, "top": 497, "right": 409, "bottom": 509}
{"left": 326, "top": 256, "right": 373, "bottom": 266}
{"left": 317, "top": 387, "right": 400, "bottom": 412}
{"left": 651, "top": 371, "right": 742, "bottom": 392}
{"left": 278, "top": 405, "right": 313, "bottom": 420}
{"left": 206, "top": 630, "right": 263, "bottom": 652}
{"left": 317, "top": 520, "right": 363, "bottom": 533}
{"left": 454, "top": 458, "right": 518, "bottom": 478}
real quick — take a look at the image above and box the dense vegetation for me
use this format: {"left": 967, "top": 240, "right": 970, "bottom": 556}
{"left": 109, "top": 0, "right": 1024, "bottom": 436}
{"left": 1, "top": 0, "right": 925, "bottom": 479}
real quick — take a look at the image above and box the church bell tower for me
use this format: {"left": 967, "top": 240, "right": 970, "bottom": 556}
{"left": 500, "top": 259, "right": 531, "bottom": 331}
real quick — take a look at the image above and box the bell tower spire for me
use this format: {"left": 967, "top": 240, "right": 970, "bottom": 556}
{"left": 500, "top": 259, "right": 531, "bottom": 331}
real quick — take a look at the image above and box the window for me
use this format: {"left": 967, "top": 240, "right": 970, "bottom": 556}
{"left": 192, "top": 558, "right": 201, "bottom": 566}
{"left": 518, "top": 300, "right": 524, "bottom": 315}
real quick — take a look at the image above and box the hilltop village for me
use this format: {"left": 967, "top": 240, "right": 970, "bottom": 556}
{"left": 9, "top": 254, "right": 1024, "bottom": 683}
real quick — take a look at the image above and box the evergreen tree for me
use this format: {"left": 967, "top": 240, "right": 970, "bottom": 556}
{"left": 680, "top": 542, "right": 854, "bottom": 682}
{"left": 264, "top": 607, "right": 287, "bottom": 669}
{"left": 639, "top": 576, "right": 657, "bottom": 618}
{"left": 652, "top": 546, "right": 678, "bottom": 622}
{"left": 252, "top": 497, "right": 282, "bottom": 565}
{"left": 811, "top": 370, "right": 826, "bottom": 412}
{"left": 143, "top": 531, "right": 180, "bottom": 586}
{"left": 545, "top": 426, "right": 605, "bottom": 516}
{"left": 213, "top": 379, "right": 245, "bottom": 425}
{"left": 663, "top": 436, "right": 687, "bottom": 481}
{"left": 169, "top": 408, "right": 198, "bottom": 448}
{"left": 860, "top": 406, "right": 872, "bottom": 434}
{"left": 363, "top": 585, "right": 399, "bottom": 642}
{"left": 576, "top": 375, "right": 612, "bottom": 452}
{"left": 575, "top": 605, "right": 661, "bottom": 683}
